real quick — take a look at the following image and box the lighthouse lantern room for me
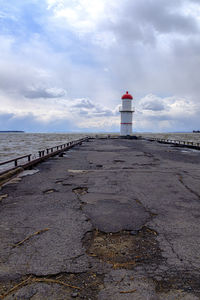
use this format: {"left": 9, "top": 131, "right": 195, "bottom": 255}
{"left": 120, "top": 91, "right": 134, "bottom": 136}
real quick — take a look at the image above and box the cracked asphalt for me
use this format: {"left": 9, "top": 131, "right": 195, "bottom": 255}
{"left": 0, "top": 138, "right": 200, "bottom": 299}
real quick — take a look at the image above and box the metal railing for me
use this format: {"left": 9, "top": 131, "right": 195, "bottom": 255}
{"left": 38, "top": 141, "right": 75, "bottom": 157}
{"left": 146, "top": 137, "right": 200, "bottom": 149}
{"left": 0, "top": 137, "right": 89, "bottom": 176}
{"left": 0, "top": 154, "right": 32, "bottom": 167}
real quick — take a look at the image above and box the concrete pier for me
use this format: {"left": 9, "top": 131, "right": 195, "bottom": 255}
{"left": 0, "top": 138, "right": 200, "bottom": 299}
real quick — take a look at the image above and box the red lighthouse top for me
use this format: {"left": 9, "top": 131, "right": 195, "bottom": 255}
{"left": 122, "top": 91, "right": 133, "bottom": 100}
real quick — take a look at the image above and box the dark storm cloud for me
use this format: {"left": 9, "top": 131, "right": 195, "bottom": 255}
{"left": 104, "top": 0, "right": 199, "bottom": 47}
{"left": 133, "top": 0, "right": 198, "bottom": 35}
{"left": 163, "top": 37, "right": 200, "bottom": 97}
{"left": 98, "top": 0, "right": 200, "bottom": 121}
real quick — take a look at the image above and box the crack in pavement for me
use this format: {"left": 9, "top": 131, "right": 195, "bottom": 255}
{"left": 178, "top": 174, "right": 200, "bottom": 200}
{"left": 163, "top": 233, "right": 183, "bottom": 265}
{"left": 1, "top": 138, "right": 200, "bottom": 299}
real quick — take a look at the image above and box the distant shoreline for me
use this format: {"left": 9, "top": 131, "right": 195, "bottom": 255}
{"left": 0, "top": 131, "right": 24, "bottom": 133}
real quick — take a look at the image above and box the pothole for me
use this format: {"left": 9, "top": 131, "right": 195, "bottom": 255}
{"left": 84, "top": 226, "right": 163, "bottom": 269}
{"left": 72, "top": 187, "right": 88, "bottom": 195}
{"left": 43, "top": 189, "right": 58, "bottom": 194}
{"left": 0, "top": 194, "right": 8, "bottom": 201}
{"left": 58, "top": 152, "right": 66, "bottom": 157}
{"left": 96, "top": 164, "right": 103, "bottom": 168}
{"left": 55, "top": 180, "right": 63, "bottom": 184}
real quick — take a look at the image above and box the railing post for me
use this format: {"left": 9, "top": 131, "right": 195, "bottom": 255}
{"left": 0, "top": 137, "right": 89, "bottom": 173}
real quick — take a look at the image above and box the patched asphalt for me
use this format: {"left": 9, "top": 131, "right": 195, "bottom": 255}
{"left": 0, "top": 138, "right": 200, "bottom": 299}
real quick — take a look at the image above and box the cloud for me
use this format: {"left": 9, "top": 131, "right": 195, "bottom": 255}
{"left": 0, "top": 85, "right": 119, "bottom": 132}
{"left": 46, "top": 0, "right": 108, "bottom": 34}
{"left": 45, "top": 0, "right": 200, "bottom": 49}
{"left": 71, "top": 98, "right": 95, "bottom": 109}
{"left": 70, "top": 98, "right": 118, "bottom": 118}
{"left": 132, "top": 0, "right": 198, "bottom": 35}
{"left": 135, "top": 94, "right": 200, "bottom": 132}
{"left": 23, "top": 87, "right": 66, "bottom": 99}
{"left": 139, "top": 95, "right": 166, "bottom": 111}
{"left": 0, "top": 0, "right": 200, "bottom": 132}
{"left": 0, "top": 112, "right": 78, "bottom": 133}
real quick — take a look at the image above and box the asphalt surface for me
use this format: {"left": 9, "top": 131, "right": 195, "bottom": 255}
{"left": 0, "top": 138, "right": 200, "bottom": 299}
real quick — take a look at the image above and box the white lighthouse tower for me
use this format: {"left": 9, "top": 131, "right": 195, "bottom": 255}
{"left": 120, "top": 91, "right": 134, "bottom": 136}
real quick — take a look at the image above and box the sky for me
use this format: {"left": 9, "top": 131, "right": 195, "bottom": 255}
{"left": 0, "top": 0, "right": 200, "bottom": 133}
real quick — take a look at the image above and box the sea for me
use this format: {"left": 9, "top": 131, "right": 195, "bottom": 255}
{"left": 135, "top": 132, "right": 200, "bottom": 143}
{"left": 0, "top": 132, "right": 200, "bottom": 172}
{"left": 0, "top": 133, "right": 88, "bottom": 172}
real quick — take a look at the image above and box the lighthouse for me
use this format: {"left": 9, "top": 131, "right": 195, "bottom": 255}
{"left": 120, "top": 91, "right": 134, "bottom": 136}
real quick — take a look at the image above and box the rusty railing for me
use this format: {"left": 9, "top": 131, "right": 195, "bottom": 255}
{"left": 0, "top": 154, "right": 32, "bottom": 168}
{"left": 146, "top": 137, "right": 200, "bottom": 149}
{"left": 0, "top": 137, "right": 89, "bottom": 176}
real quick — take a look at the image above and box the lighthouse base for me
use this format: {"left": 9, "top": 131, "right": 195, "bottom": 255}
{"left": 120, "top": 124, "right": 132, "bottom": 136}
{"left": 120, "top": 135, "right": 138, "bottom": 139}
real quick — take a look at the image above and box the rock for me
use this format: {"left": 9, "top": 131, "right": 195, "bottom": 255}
{"left": 130, "top": 230, "right": 138, "bottom": 235}
{"left": 71, "top": 292, "right": 78, "bottom": 298}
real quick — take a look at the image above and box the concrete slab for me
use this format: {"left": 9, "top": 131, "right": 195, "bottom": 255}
{"left": 0, "top": 138, "right": 200, "bottom": 299}
{"left": 83, "top": 199, "right": 149, "bottom": 232}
